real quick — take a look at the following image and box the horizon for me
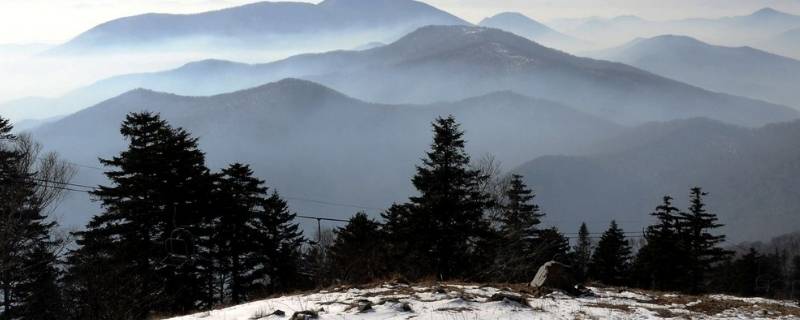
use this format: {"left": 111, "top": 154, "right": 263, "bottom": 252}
{"left": 2, "top": 0, "right": 800, "bottom": 44}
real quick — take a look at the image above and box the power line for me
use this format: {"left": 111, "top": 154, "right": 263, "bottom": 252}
{"left": 295, "top": 215, "right": 349, "bottom": 223}
{"left": 284, "top": 196, "right": 384, "bottom": 212}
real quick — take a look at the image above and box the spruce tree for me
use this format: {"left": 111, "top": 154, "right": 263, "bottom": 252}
{"left": 634, "top": 195, "right": 687, "bottom": 290}
{"left": 250, "top": 190, "right": 304, "bottom": 294}
{"left": 791, "top": 255, "right": 800, "bottom": 296}
{"left": 209, "top": 163, "right": 304, "bottom": 302}
{"left": 572, "top": 222, "right": 592, "bottom": 282}
{"left": 212, "top": 163, "right": 268, "bottom": 304}
{"left": 679, "top": 187, "right": 731, "bottom": 293}
{"left": 16, "top": 243, "right": 65, "bottom": 320}
{"left": 330, "top": 212, "right": 386, "bottom": 283}
{"left": 0, "top": 117, "right": 66, "bottom": 320}
{"left": 491, "top": 174, "right": 546, "bottom": 282}
{"left": 380, "top": 203, "right": 414, "bottom": 275}
{"left": 535, "top": 227, "right": 571, "bottom": 265}
{"left": 390, "top": 115, "right": 492, "bottom": 279}
{"left": 67, "top": 112, "right": 216, "bottom": 317}
{"left": 588, "top": 220, "right": 632, "bottom": 285}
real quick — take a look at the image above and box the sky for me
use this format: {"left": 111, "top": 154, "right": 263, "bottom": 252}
{"left": 2, "top": 0, "right": 800, "bottom": 44}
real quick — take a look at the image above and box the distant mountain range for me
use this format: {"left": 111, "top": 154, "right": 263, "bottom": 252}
{"left": 515, "top": 117, "right": 800, "bottom": 242}
{"left": 478, "top": 12, "right": 588, "bottom": 52}
{"left": 12, "top": 26, "right": 796, "bottom": 127}
{"left": 33, "top": 79, "right": 621, "bottom": 228}
{"left": 761, "top": 27, "right": 800, "bottom": 59}
{"left": 49, "top": 0, "right": 468, "bottom": 54}
{"left": 591, "top": 35, "right": 800, "bottom": 108}
{"left": 552, "top": 8, "right": 800, "bottom": 52}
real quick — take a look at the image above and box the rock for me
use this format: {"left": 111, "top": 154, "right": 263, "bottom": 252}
{"left": 529, "top": 261, "right": 577, "bottom": 293}
{"left": 488, "top": 292, "right": 530, "bottom": 307}
{"left": 271, "top": 309, "right": 286, "bottom": 316}
{"left": 356, "top": 299, "right": 373, "bottom": 313}
{"left": 289, "top": 310, "right": 318, "bottom": 320}
{"left": 395, "top": 302, "right": 413, "bottom": 312}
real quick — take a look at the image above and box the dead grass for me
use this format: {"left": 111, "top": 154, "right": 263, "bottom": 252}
{"left": 585, "top": 302, "right": 631, "bottom": 312}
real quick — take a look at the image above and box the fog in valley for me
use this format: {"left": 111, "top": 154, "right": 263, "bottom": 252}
{"left": 2, "top": 0, "right": 800, "bottom": 244}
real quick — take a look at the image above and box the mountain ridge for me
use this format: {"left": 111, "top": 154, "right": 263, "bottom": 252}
{"left": 591, "top": 34, "right": 800, "bottom": 108}
{"left": 17, "top": 26, "right": 798, "bottom": 128}
{"left": 34, "top": 78, "right": 622, "bottom": 228}
{"left": 50, "top": 0, "right": 470, "bottom": 54}
{"left": 515, "top": 116, "right": 800, "bottom": 242}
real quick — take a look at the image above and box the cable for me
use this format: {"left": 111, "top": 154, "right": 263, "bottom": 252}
{"left": 284, "top": 196, "right": 384, "bottom": 212}
{"left": 296, "top": 215, "right": 349, "bottom": 223}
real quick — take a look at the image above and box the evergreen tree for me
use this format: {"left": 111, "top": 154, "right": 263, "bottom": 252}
{"left": 679, "top": 187, "right": 731, "bottom": 293}
{"left": 212, "top": 163, "right": 269, "bottom": 304}
{"left": 0, "top": 117, "right": 67, "bottom": 320}
{"left": 633, "top": 195, "right": 687, "bottom": 290}
{"left": 386, "top": 115, "right": 492, "bottom": 279}
{"left": 380, "top": 203, "right": 414, "bottom": 276}
{"left": 15, "top": 243, "right": 65, "bottom": 320}
{"left": 251, "top": 190, "right": 304, "bottom": 294}
{"left": 572, "top": 222, "right": 592, "bottom": 282}
{"left": 330, "top": 212, "right": 386, "bottom": 283}
{"left": 66, "top": 112, "right": 216, "bottom": 317}
{"left": 588, "top": 221, "right": 632, "bottom": 285}
{"left": 791, "top": 255, "right": 800, "bottom": 297}
{"left": 491, "top": 174, "right": 546, "bottom": 282}
{"left": 535, "top": 227, "right": 571, "bottom": 265}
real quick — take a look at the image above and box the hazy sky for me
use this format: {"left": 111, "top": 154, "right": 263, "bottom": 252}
{"left": 2, "top": 0, "right": 800, "bottom": 44}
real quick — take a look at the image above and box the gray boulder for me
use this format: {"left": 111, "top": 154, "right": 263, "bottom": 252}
{"left": 529, "top": 261, "right": 576, "bottom": 292}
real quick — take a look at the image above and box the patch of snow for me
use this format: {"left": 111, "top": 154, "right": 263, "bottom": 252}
{"left": 166, "top": 284, "right": 800, "bottom": 320}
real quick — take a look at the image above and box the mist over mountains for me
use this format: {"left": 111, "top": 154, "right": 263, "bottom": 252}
{"left": 552, "top": 7, "right": 800, "bottom": 54}
{"left": 478, "top": 12, "right": 588, "bottom": 52}
{"left": 11, "top": 26, "right": 797, "bottom": 127}
{"left": 49, "top": 0, "right": 468, "bottom": 54}
{"left": 4, "top": 0, "right": 800, "bottom": 244}
{"left": 516, "top": 117, "right": 800, "bottom": 242}
{"left": 591, "top": 35, "right": 800, "bottom": 108}
{"left": 34, "top": 79, "right": 621, "bottom": 228}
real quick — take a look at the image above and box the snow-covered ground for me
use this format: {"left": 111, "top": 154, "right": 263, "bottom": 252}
{"left": 166, "top": 283, "right": 800, "bottom": 320}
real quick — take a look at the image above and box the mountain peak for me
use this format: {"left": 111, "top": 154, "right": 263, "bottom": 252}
{"left": 646, "top": 34, "right": 704, "bottom": 45}
{"left": 752, "top": 7, "right": 784, "bottom": 16}
{"left": 479, "top": 12, "right": 551, "bottom": 33}
{"left": 228, "top": 78, "right": 354, "bottom": 103}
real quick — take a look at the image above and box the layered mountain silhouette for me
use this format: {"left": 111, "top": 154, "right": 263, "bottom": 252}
{"left": 49, "top": 0, "right": 469, "bottom": 54}
{"left": 761, "top": 27, "right": 800, "bottom": 60}
{"left": 478, "top": 12, "right": 588, "bottom": 52}
{"left": 16, "top": 26, "right": 797, "bottom": 127}
{"left": 592, "top": 35, "right": 800, "bottom": 108}
{"left": 552, "top": 8, "right": 800, "bottom": 49}
{"left": 515, "top": 117, "right": 800, "bottom": 242}
{"left": 33, "top": 79, "right": 621, "bottom": 227}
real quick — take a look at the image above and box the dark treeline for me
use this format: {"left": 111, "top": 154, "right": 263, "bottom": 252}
{"left": 0, "top": 113, "right": 798, "bottom": 320}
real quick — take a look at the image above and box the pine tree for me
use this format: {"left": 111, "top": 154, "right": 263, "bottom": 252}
{"left": 0, "top": 117, "right": 67, "bottom": 320}
{"left": 330, "top": 212, "right": 387, "bottom": 283}
{"left": 535, "top": 227, "right": 571, "bottom": 265}
{"left": 679, "top": 187, "right": 731, "bottom": 293}
{"left": 212, "top": 163, "right": 269, "bottom": 304}
{"left": 791, "top": 255, "right": 800, "bottom": 296}
{"left": 491, "top": 174, "right": 546, "bottom": 282}
{"left": 387, "top": 115, "right": 492, "bottom": 280}
{"left": 380, "top": 203, "right": 414, "bottom": 275}
{"left": 572, "top": 223, "right": 592, "bottom": 282}
{"left": 67, "top": 112, "right": 216, "bottom": 317}
{"left": 251, "top": 190, "right": 304, "bottom": 294}
{"left": 633, "top": 195, "right": 687, "bottom": 290}
{"left": 15, "top": 243, "right": 64, "bottom": 320}
{"left": 588, "top": 220, "right": 632, "bottom": 285}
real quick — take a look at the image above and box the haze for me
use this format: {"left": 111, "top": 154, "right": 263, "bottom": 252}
{"left": 4, "top": 0, "right": 800, "bottom": 44}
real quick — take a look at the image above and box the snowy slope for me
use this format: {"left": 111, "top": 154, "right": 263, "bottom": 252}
{"left": 166, "top": 283, "right": 800, "bottom": 319}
